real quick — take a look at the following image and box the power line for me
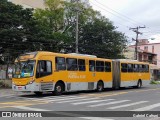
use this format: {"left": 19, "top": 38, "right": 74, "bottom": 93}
{"left": 94, "top": 0, "right": 144, "bottom": 26}
{"left": 91, "top": 0, "right": 160, "bottom": 40}
{"left": 89, "top": 1, "right": 130, "bottom": 28}
{"left": 90, "top": 0, "right": 141, "bottom": 26}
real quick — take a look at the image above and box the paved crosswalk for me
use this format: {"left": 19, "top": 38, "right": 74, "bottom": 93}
{"left": 7, "top": 94, "right": 160, "bottom": 111}
{"left": 107, "top": 101, "right": 148, "bottom": 109}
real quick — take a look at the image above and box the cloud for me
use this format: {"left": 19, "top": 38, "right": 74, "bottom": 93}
{"left": 89, "top": 0, "right": 160, "bottom": 44}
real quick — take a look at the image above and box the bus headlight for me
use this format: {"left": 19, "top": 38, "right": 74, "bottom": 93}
{"left": 28, "top": 80, "right": 35, "bottom": 84}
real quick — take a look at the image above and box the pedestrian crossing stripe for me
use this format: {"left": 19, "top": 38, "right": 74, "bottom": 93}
{"left": 107, "top": 101, "right": 148, "bottom": 109}
{"left": 4, "top": 94, "right": 160, "bottom": 111}
{"left": 131, "top": 103, "right": 160, "bottom": 111}
{"left": 89, "top": 100, "right": 130, "bottom": 107}
{"left": 27, "top": 95, "right": 88, "bottom": 102}
{"left": 57, "top": 97, "right": 99, "bottom": 103}
{"left": 72, "top": 99, "right": 114, "bottom": 105}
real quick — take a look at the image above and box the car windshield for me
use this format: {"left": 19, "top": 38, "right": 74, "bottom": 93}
{"left": 13, "top": 60, "right": 35, "bottom": 78}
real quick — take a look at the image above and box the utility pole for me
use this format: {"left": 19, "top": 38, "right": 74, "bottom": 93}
{"left": 129, "top": 26, "right": 146, "bottom": 60}
{"left": 75, "top": 0, "right": 79, "bottom": 53}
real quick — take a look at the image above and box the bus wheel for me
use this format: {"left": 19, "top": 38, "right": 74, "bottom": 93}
{"left": 97, "top": 81, "right": 104, "bottom": 92}
{"left": 54, "top": 82, "right": 63, "bottom": 96}
{"left": 34, "top": 92, "right": 43, "bottom": 96}
{"left": 137, "top": 80, "right": 142, "bottom": 88}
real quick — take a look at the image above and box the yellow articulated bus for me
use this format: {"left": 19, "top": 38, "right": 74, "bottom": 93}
{"left": 12, "top": 51, "right": 150, "bottom": 95}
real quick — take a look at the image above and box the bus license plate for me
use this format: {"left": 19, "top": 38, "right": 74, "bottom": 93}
{"left": 18, "top": 86, "right": 22, "bottom": 90}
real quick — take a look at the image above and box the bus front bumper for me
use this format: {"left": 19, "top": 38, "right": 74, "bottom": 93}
{"left": 12, "top": 82, "right": 40, "bottom": 92}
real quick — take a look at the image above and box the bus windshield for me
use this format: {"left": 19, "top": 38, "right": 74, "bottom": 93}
{"left": 13, "top": 60, "right": 36, "bottom": 78}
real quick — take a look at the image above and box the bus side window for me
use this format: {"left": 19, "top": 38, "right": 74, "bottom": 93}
{"left": 133, "top": 64, "right": 138, "bottom": 72}
{"left": 142, "top": 64, "right": 146, "bottom": 72}
{"left": 128, "top": 64, "right": 133, "bottom": 72}
{"left": 56, "top": 57, "right": 66, "bottom": 70}
{"left": 67, "top": 58, "right": 78, "bottom": 71}
{"left": 36, "top": 60, "right": 52, "bottom": 78}
{"left": 96, "top": 61, "right": 104, "bottom": 72}
{"left": 139, "top": 64, "right": 142, "bottom": 72}
{"left": 121, "top": 63, "right": 127, "bottom": 72}
{"left": 78, "top": 59, "right": 85, "bottom": 71}
{"left": 105, "top": 62, "right": 111, "bottom": 72}
{"left": 146, "top": 65, "right": 149, "bottom": 72}
{"left": 89, "top": 60, "right": 95, "bottom": 71}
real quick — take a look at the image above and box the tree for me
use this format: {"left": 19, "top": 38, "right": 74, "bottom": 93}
{"left": 34, "top": 0, "right": 72, "bottom": 52}
{"left": 0, "top": 0, "right": 43, "bottom": 63}
{"left": 63, "top": 1, "right": 127, "bottom": 58}
{"left": 79, "top": 16, "right": 127, "bottom": 58}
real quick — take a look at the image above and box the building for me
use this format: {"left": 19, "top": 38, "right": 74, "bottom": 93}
{"left": 129, "top": 39, "right": 160, "bottom": 66}
{"left": 9, "top": 0, "right": 90, "bottom": 9}
{"left": 8, "top": 0, "right": 46, "bottom": 9}
{"left": 124, "top": 39, "right": 160, "bottom": 80}
{"left": 124, "top": 46, "right": 157, "bottom": 65}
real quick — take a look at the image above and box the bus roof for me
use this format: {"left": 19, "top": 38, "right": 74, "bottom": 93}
{"left": 113, "top": 59, "right": 149, "bottom": 64}
{"left": 15, "top": 51, "right": 149, "bottom": 64}
{"left": 15, "top": 51, "right": 111, "bottom": 61}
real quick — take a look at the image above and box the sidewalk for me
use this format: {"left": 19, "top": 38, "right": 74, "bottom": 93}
{"left": 0, "top": 88, "right": 16, "bottom": 96}
{"left": 0, "top": 88, "right": 35, "bottom": 97}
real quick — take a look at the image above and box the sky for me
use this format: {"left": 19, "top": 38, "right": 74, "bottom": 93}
{"left": 89, "top": 0, "right": 160, "bottom": 44}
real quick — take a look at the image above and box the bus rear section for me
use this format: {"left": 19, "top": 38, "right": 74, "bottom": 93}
{"left": 112, "top": 60, "right": 150, "bottom": 89}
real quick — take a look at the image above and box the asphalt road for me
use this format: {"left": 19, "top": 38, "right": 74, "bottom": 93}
{"left": 0, "top": 84, "right": 160, "bottom": 120}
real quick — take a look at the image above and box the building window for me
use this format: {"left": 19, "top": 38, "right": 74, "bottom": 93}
{"left": 152, "top": 46, "right": 154, "bottom": 53}
{"left": 144, "top": 46, "right": 148, "bottom": 51}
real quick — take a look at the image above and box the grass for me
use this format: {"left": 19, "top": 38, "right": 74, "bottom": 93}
{"left": 150, "top": 80, "right": 160, "bottom": 84}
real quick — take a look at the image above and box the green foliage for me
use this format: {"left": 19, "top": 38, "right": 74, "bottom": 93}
{"left": 0, "top": 0, "right": 44, "bottom": 63}
{"left": 0, "top": 0, "right": 128, "bottom": 63}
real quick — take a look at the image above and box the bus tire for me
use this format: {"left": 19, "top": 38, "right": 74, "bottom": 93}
{"left": 54, "top": 82, "right": 64, "bottom": 96}
{"left": 97, "top": 81, "right": 104, "bottom": 92}
{"left": 34, "top": 92, "right": 43, "bottom": 96}
{"left": 137, "top": 80, "right": 142, "bottom": 88}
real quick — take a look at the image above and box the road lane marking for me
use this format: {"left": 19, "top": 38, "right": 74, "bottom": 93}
{"left": 72, "top": 99, "right": 114, "bottom": 105}
{"left": 0, "top": 100, "right": 48, "bottom": 109}
{"left": 29, "top": 96, "right": 88, "bottom": 102}
{"left": 57, "top": 97, "right": 99, "bottom": 103}
{"left": 29, "top": 95, "right": 84, "bottom": 100}
{"left": 107, "top": 101, "right": 148, "bottom": 109}
{"left": 89, "top": 100, "right": 130, "bottom": 107}
{"left": 127, "top": 88, "right": 160, "bottom": 93}
{"left": 131, "top": 103, "right": 160, "bottom": 111}
{"left": 14, "top": 106, "right": 50, "bottom": 111}
{"left": 80, "top": 92, "right": 128, "bottom": 98}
